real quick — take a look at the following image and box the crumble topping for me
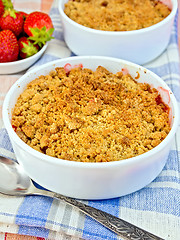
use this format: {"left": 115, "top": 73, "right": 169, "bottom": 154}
{"left": 64, "top": 0, "right": 171, "bottom": 31}
{"left": 12, "top": 66, "right": 171, "bottom": 162}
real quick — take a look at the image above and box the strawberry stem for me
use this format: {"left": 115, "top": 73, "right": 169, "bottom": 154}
{"left": 21, "top": 41, "right": 39, "bottom": 58}
{"left": 2, "top": 0, "right": 13, "bottom": 10}
{"left": 28, "top": 26, "right": 54, "bottom": 47}
{"left": 3, "top": 8, "right": 16, "bottom": 18}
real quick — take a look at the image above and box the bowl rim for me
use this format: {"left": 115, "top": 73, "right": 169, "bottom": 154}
{"left": 58, "top": 0, "right": 177, "bottom": 35}
{"left": 0, "top": 42, "right": 48, "bottom": 67}
{"left": 2, "top": 56, "right": 179, "bottom": 169}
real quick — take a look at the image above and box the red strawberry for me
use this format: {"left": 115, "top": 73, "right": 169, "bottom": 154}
{"left": 0, "top": 1, "right": 4, "bottom": 17}
{"left": 0, "top": 29, "right": 19, "bottom": 62}
{"left": 0, "top": 9, "right": 24, "bottom": 36}
{"left": 24, "top": 11, "right": 54, "bottom": 47}
{"left": 18, "top": 36, "right": 39, "bottom": 59}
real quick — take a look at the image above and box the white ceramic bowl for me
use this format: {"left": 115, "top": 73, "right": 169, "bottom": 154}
{"left": 2, "top": 56, "right": 179, "bottom": 200}
{"left": 58, "top": 0, "right": 177, "bottom": 65}
{"left": 0, "top": 43, "right": 48, "bottom": 74}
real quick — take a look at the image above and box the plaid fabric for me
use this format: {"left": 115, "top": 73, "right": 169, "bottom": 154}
{"left": 0, "top": 0, "right": 180, "bottom": 239}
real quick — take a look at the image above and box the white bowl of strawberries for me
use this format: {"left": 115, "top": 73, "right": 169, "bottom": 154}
{"left": 0, "top": 1, "right": 54, "bottom": 74}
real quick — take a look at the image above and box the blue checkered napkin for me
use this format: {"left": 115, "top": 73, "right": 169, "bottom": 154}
{"left": 0, "top": 1, "right": 180, "bottom": 240}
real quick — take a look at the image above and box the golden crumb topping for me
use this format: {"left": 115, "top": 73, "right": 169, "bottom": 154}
{"left": 64, "top": 0, "right": 171, "bottom": 31}
{"left": 12, "top": 66, "right": 171, "bottom": 162}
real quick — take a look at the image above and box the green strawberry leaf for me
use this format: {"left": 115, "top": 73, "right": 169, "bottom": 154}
{"left": 2, "top": 0, "right": 14, "bottom": 10}
{"left": 28, "top": 27, "right": 54, "bottom": 47}
{"left": 21, "top": 41, "right": 38, "bottom": 57}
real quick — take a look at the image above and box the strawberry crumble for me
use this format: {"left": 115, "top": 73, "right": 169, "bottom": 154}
{"left": 64, "top": 0, "right": 171, "bottom": 31}
{"left": 11, "top": 66, "right": 171, "bottom": 162}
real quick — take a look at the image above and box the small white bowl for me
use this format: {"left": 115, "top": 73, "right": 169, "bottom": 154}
{"left": 0, "top": 43, "right": 48, "bottom": 75}
{"left": 2, "top": 56, "right": 179, "bottom": 200}
{"left": 58, "top": 0, "right": 177, "bottom": 65}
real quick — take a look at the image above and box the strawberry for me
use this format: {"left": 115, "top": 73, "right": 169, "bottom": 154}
{"left": 0, "top": 8, "right": 24, "bottom": 36}
{"left": 24, "top": 11, "right": 54, "bottom": 47}
{"left": 0, "top": 29, "right": 19, "bottom": 62}
{"left": 18, "top": 36, "right": 39, "bottom": 59}
{"left": 0, "top": 1, "right": 4, "bottom": 17}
